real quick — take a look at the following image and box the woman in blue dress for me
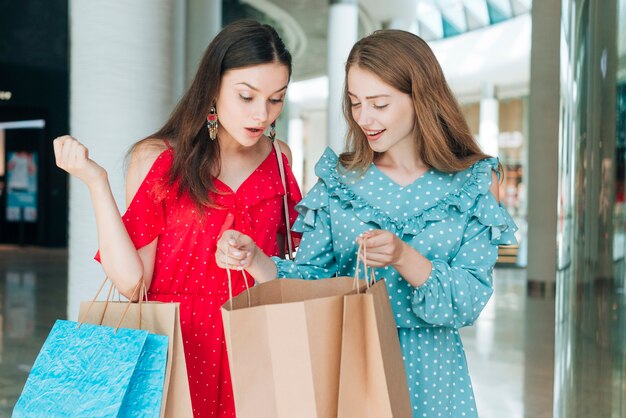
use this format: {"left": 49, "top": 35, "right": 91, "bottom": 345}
{"left": 216, "top": 29, "right": 517, "bottom": 418}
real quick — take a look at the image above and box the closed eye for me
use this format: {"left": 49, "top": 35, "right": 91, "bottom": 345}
{"left": 239, "top": 94, "right": 253, "bottom": 102}
{"left": 373, "top": 104, "right": 389, "bottom": 109}
{"left": 350, "top": 102, "right": 361, "bottom": 108}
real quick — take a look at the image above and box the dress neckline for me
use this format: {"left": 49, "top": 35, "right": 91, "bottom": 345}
{"left": 214, "top": 146, "right": 275, "bottom": 194}
{"left": 369, "top": 162, "right": 432, "bottom": 190}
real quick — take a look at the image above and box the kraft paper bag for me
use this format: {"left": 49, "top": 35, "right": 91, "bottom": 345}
{"left": 221, "top": 277, "right": 359, "bottom": 418}
{"left": 337, "top": 279, "right": 412, "bottom": 418}
{"left": 79, "top": 299, "right": 193, "bottom": 418}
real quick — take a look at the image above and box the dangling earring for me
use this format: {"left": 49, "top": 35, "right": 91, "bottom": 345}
{"left": 268, "top": 121, "right": 276, "bottom": 142}
{"left": 207, "top": 106, "right": 218, "bottom": 141}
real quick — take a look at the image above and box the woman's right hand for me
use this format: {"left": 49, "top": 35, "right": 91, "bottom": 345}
{"left": 53, "top": 135, "right": 107, "bottom": 187}
{"left": 216, "top": 230, "right": 256, "bottom": 270}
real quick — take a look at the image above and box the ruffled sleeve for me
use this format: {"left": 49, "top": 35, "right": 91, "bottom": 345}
{"left": 273, "top": 158, "right": 338, "bottom": 279}
{"left": 410, "top": 158, "right": 518, "bottom": 328}
{"left": 94, "top": 149, "right": 171, "bottom": 262}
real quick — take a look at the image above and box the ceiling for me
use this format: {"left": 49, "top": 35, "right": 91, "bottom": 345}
{"left": 232, "top": 0, "right": 532, "bottom": 85}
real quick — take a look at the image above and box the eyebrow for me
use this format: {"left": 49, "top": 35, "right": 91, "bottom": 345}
{"left": 236, "top": 82, "right": 288, "bottom": 94}
{"left": 347, "top": 92, "right": 391, "bottom": 100}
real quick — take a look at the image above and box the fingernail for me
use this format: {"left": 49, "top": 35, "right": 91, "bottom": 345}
{"left": 232, "top": 251, "right": 242, "bottom": 257}
{"left": 228, "top": 239, "right": 236, "bottom": 245}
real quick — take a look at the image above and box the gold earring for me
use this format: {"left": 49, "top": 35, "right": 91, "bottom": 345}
{"left": 207, "top": 106, "right": 218, "bottom": 141}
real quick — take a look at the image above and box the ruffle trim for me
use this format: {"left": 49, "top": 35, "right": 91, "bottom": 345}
{"left": 294, "top": 147, "right": 517, "bottom": 245}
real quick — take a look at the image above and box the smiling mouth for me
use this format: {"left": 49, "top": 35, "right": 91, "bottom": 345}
{"left": 365, "top": 129, "right": 385, "bottom": 136}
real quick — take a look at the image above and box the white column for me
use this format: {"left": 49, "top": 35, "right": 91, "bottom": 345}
{"left": 327, "top": 0, "right": 358, "bottom": 152}
{"left": 478, "top": 83, "right": 499, "bottom": 157}
{"left": 185, "top": 0, "right": 222, "bottom": 86}
{"left": 68, "top": 0, "right": 174, "bottom": 320}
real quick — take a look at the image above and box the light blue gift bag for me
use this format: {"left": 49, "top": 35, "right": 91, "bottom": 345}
{"left": 13, "top": 319, "right": 167, "bottom": 417}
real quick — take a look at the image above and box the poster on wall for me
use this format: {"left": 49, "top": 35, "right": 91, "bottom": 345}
{"left": 6, "top": 151, "right": 37, "bottom": 222}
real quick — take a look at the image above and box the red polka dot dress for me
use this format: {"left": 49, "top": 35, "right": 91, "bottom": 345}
{"left": 116, "top": 146, "right": 301, "bottom": 417}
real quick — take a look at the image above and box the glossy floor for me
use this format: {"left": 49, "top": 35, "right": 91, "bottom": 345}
{"left": 0, "top": 246, "right": 552, "bottom": 417}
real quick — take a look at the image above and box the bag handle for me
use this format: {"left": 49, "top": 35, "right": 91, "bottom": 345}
{"left": 272, "top": 140, "right": 294, "bottom": 260}
{"left": 354, "top": 241, "right": 377, "bottom": 293}
{"left": 78, "top": 277, "right": 147, "bottom": 332}
{"left": 226, "top": 247, "right": 252, "bottom": 310}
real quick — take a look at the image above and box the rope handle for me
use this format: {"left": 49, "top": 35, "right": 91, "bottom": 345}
{"left": 226, "top": 243, "right": 252, "bottom": 310}
{"left": 78, "top": 277, "right": 147, "bottom": 333}
{"left": 272, "top": 140, "right": 294, "bottom": 260}
{"left": 353, "top": 240, "right": 377, "bottom": 293}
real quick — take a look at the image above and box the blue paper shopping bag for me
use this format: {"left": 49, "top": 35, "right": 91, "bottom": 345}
{"left": 120, "top": 333, "right": 168, "bottom": 417}
{"left": 13, "top": 319, "right": 167, "bottom": 417}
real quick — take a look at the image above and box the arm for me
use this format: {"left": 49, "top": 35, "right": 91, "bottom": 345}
{"left": 216, "top": 181, "right": 338, "bottom": 282}
{"left": 53, "top": 135, "right": 164, "bottom": 298}
{"left": 360, "top": 170, "right": 506, "bottom": 328}
{"left": 360, "top": 171, "right": 501, "bottom": 286}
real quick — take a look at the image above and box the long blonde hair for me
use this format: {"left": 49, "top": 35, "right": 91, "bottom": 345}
{"left": 339, "top": 29, "right": 495, "bottom": 174}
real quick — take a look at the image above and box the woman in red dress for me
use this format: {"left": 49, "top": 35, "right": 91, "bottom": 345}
{"left": 52, "top": 20, "right": 301, "bottom": 417}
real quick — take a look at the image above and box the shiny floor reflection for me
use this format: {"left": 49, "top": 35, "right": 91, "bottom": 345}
{"left": 0, "top": 247, "right": 553, "bottom": 417}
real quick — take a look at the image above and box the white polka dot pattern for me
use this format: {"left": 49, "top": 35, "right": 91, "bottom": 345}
{"left": 117, "top": 147, "right": 302, "bottom": 417}
{"left": 274, "top": 147, "right": 517, "bottom": 418}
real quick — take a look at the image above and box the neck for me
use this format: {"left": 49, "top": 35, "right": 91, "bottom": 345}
{"left": 376, "top": 140, "right": 425, "bottom": 171}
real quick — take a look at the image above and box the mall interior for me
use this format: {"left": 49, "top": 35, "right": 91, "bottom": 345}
{"left": 0, "top": 0, "right": 625, "bottom": 417}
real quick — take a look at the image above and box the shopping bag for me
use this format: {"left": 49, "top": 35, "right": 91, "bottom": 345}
{"left": 120, "top": 332, "right": 169, "bottom": 417}
{"left": 13, "top": 319, "right": 167, "bottom": 417}
{"left": 222, "top": 276, "right": 359, "bottom": 418}
{"left": 337, "top": 278, "right": 412, "bottom": 418}
{"left": 79, "top": 288, "right": 193, "bottom": 417}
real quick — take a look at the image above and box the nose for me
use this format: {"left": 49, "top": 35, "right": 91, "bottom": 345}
{"left": 252, "top": 102, "right": 269, "bottom": 124}
{"left": 355, "top": 106, "right": 373, "bottom": 128}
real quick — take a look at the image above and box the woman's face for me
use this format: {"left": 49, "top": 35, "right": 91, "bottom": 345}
{"left": 215, "top": 62, "right": 289, "bottom": 147}
{"left": 347, "top": 65, "right": 415, "bottom": 154}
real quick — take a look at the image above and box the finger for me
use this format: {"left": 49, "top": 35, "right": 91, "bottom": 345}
{"left": 62, "top": 137, "right": 76, "bottom": 167}
{"left": 363, "top": 251, "right": 392, "bottom": 264}
{"left": 216, "top": 248, "right": 245, "bottom": 270}
{"left": 70, "top": 143, "right": 87, "bottom": 168}
{"left": 53, "top": 137, "right": 67, "bottom": 165}
{"left": 362, "top": 232, "right": 393, "bottom": 248}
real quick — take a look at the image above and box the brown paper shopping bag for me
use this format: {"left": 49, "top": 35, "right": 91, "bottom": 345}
{"left": 337, "top": 278, "right": 412, "bottom": 418}
{"left": 78, "top": 281, "right": 193, "bottom": 418}
{"left": 221, "top": 276, "right": 358, "bottom": 418}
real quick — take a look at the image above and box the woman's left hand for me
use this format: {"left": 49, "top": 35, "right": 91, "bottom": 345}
{"left": 356, "top": 230, "right": 407, "bottom": 268}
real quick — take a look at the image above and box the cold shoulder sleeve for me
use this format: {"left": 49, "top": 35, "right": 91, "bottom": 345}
{"left": 94, "top": 149, "right": 172, "bottom": 262}
{"left": 410, "top": 158, "right": 518, "bottom": 328}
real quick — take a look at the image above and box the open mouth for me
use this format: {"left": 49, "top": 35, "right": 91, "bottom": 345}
{"left": 365, "top": 129, "right": 386, "bottom": 140}
{"left": 245, "top": 127, "right": 264, "bottom": 134}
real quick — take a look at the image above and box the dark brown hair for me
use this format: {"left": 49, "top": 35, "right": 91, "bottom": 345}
{"left": 339, "top": 29, "right": 495, "bottom": 174}
{"left": 142, "top": 19, "right": 291, "bottom": 207}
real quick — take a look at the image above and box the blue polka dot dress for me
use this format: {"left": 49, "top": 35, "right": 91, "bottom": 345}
{"left": 274, "top": 147, "right": 518, "bottom": 418}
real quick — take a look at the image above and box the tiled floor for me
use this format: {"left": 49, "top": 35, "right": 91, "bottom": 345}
{"left": 0, "top": 246, "right": 553, "bottom": 417}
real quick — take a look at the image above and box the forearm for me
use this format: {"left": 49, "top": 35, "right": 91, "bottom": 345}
{"left": 88, "top": 173, "right": 144, "bottom": 296}
{"left": 245, "top": 246, "right": 278, "bottom": 283}
{"left": 393, "top": 242, "right": 433, "bottom": 287}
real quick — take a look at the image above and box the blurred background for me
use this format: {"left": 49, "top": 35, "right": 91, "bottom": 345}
{"left": 0, "top": 0, "right": 625, "bottom": 416}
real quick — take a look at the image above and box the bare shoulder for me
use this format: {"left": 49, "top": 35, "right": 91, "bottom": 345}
{"left": 126, "top": 138, "right": 169, "bottom": 205}
{"left": 275, "top": 139, "right": 293, "bottom": 165}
